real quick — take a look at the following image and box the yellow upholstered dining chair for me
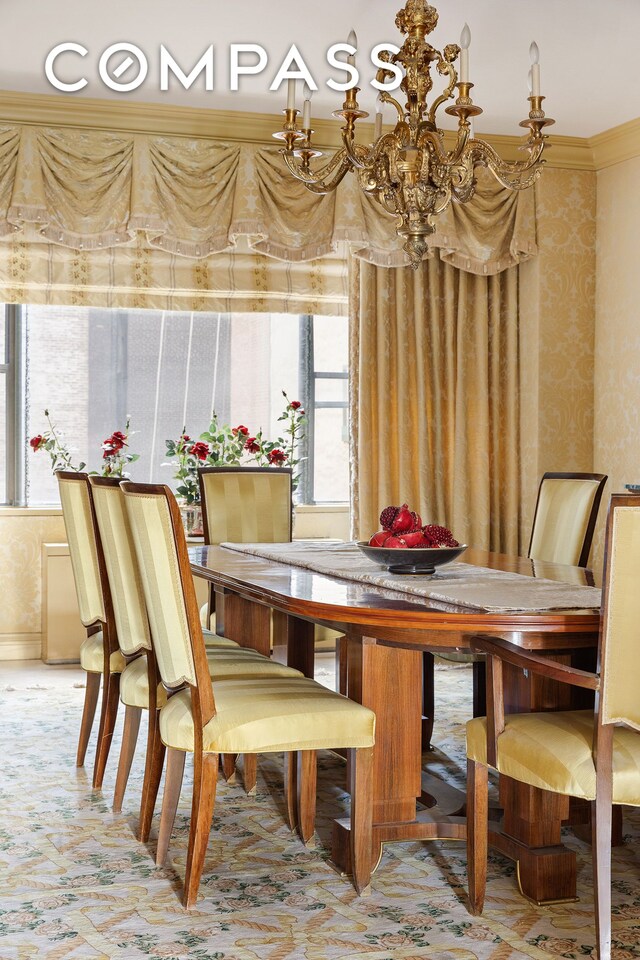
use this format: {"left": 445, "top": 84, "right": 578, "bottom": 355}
{"left": 89, "top": 476, "right": 305, "bottom": 834}
{"left": 198, "top": 464, "right": 341, "bottom": 666}
{"left": 122, "top": 480, "right": 376, "bottom": 908}
{"left": 466, "top": 493, "right": 640, "bottom": 960}
{"left": 197, "top": 466, "right": 292, "bottom": 630}
{"left": 528, "top": 471, "right": 608, "bottom": 566}
{"left": 427, "top": 471, "right": 609, "bottom": 741}
{"left": 57, "top": 471, "right": 125, "bottom": 789}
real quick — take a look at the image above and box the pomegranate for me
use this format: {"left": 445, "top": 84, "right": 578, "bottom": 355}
{"left": 379, "top": 505, "right": 400, "bottom": 531}
{"left": 401, "top": 530, "right": 428, "bottom": 548}
{"left": 390, "top": 503, "right": 414, "bottom": 534}
{"left": 384, "top": 535, "right": 407, "bottom": 548}
{"left": 368, "top": 530, "right": 390, "bottom": 547}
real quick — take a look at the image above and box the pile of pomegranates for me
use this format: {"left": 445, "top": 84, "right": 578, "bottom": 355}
{"left": 368, "top": 503, "right": 459, "bottom": 549}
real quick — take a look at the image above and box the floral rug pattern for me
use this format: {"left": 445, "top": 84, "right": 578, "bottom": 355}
{"left": 2, "top": 667, "right": 640, "bottom": 959}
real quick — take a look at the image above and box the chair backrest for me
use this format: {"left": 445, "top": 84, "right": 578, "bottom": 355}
{"left": 599, "top": 493, "right": 640, "bottom": 732}
{"left": 198, "top": 466, "right": 292, "bottom": 545}
{"left": 57, "top": 471, "right": 107, "bottom": 627}
{"left": 528, "top": 472, "right": 607, "bottom": 567}
{"left": 89, "top": 477, "right": 152, "bottom": 657}
{"left": 121, "top": 481, "right": 214, "bottom": 717}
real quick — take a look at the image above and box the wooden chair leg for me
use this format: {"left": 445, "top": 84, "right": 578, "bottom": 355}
{"left": 472, "top": 660, "right": 487, "bottom": 718}
{"left": 349, "top": 746, "right": 373, "bottom": 895}
{"left": 221, "top": 753, "right": 237, "bottom": 784}
{"left": 156, "top": 747, "right": 186, "bottom": 866}
{"left": 113, "top": 705, "right": 142, "bottom": 813}
{"left": 284, "top": 752, "right": 298, "bottom": 832}
{"left": 92, "top": 671, "right": 120, "bottom": 790}
{"left": 184, "top": 752, "right": 218, "bottom": 909}
{"left": 336, "top": 636, "right": 348, "bottom": 696}
{"left": 296, "top": 750, "right": 317, "bottom": 847}
{"left": 422, "top": 652, "right": 435, "bottom": 748}
{"left": 76, "top": 671, "right": 100, "bottom": 767}
{"left": 243, "top": 754, "right": 257, "bottom": 795}
{"left": 467, "top": 758, "right": 488, "bottom": 915}
{"left": 592, "top": 795, "right": 612, "bottom": 960}
{"left": 139, "top": 709, "right": 166, "bottom": 843}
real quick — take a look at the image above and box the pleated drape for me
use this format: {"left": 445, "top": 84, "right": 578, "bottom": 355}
{"left": 350, "top": 255, "right": 521, "bottom": 552}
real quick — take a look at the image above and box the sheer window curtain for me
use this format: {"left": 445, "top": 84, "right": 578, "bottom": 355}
{"left": 349, "top": 254, "right": 521, "bottom": 553}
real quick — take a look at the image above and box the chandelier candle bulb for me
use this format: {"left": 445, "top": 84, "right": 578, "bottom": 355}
{"left": 459, "top": 23, "right": 471, "bottom": 82}
{"left": 529, "top": 42, "right": 540, "bottom": 96}
{"left": 347, "top": 29, "right": 357, "bottom": 67}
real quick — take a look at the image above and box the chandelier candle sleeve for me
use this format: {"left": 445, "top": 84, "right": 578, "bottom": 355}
{"left": 374, "top": 96, "right": 383, "bottom": 141}
{"left": 459, "top": 23, "right": 471, "bottom": 82}
{"left": 287, "top": 78, "right": 296, "bottom": 111}
{"left": 302, "top": 83, "right": 312, "bottom": 129}
{"left": 529, "top": 42, "right": 540, "bottom": 96}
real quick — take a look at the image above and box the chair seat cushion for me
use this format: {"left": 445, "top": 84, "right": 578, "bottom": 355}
{"left": 80, "top": 631, "right": 126, "bottom": 674}
{"left": 203, "top": 628, "right": 239, "bottom": 649}
{"left": 467, "top": 710, "right": 640, "bottom": 804}
{"left": 159, "top": 677, "right": 376, "bottom": 754}
{"left": 120, "top": 650, "right": 303, "bottom": 709}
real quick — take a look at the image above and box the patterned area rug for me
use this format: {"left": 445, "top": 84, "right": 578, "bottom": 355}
{"left": 2, "top": 666, "right": 640, "bottom": 960}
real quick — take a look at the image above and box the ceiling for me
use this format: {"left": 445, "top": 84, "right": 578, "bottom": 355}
{"left": 3, "top": 0, "right": 638, "bottom": 139}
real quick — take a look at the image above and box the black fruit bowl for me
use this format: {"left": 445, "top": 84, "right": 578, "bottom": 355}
{"left": 356, "top": 541, "right": 467, "bottom": 575}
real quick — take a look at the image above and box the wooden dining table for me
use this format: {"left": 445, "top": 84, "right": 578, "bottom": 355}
{"left": 189, "top": 543, "right": 601, "bottom": 905}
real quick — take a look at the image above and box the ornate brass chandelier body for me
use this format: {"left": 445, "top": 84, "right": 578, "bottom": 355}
{"left": 274, "top": 0, "right": 553, "bottom": 268}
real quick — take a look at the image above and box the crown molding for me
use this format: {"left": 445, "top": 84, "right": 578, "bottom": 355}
{"left": 0, "top": 88, "right": 637, "bottom": 172}
{"left": 589, "top": 117, "right": 640, "bottom": 170}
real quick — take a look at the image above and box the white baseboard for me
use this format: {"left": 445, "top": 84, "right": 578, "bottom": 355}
{"left": 0, "top": 633, "right": 42, "bottom": 661}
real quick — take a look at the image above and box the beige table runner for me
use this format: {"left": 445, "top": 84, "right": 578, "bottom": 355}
{"left": 220, "top": 541, "right": 602, "bottom": 613}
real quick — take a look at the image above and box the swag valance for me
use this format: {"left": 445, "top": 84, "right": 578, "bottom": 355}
{"left": 0, "top": 124, "right": 537, "bottom": 275}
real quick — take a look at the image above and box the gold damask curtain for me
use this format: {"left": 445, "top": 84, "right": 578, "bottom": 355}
{"left": 0, "top": 123, "right": 537, "bottom": 311}
{"left": 350, "top": 255, "right": 521, "bottom": 552}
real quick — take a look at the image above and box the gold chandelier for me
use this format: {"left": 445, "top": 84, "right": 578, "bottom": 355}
{"left": 274, "top": 0, "right": 553, "bottom": 268}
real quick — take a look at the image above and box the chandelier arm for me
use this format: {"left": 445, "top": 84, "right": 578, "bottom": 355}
{"left": 379, "top": 92, "right": 407, "bottom": 124}
{"left": 468, "top": 138, "right": 546, "bottom": 178}
{"left": 417, "top": 125, "right": 470, "bottom": 168}
{"left": 341, "top": 131, "right": 372, "bottom": 171}
{"left": 427, "top": 57, "right": 458, "bottom": 124}
{"left": 281, "top": 150, "right": 353, "bottom": 194}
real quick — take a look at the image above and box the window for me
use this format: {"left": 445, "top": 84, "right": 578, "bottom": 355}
{"left": 1, "top": 304, "right": 349, "bottom": 506}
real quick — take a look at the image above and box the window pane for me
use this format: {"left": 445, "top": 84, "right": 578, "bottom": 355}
{"left": 313, "top": 407, "right": 349, "bottom": 502}
{"left": 0, "top": 372, "right": 6, "bottom": 502}
{"left": 313, "top": 315, "right": 348, "bottom": 372}
{"left": 315, "top": 378, "right": 348, "bottom": 403}
{"left": 25, "top": 306, "right": 304, "bottom": 504}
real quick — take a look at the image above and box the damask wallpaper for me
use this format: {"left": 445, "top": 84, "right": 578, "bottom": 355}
{"left": 519, "top": 167, "right": 597, "bottom": 549}
{"left": 593, "top": 154, "right": 640, "bottom": 569}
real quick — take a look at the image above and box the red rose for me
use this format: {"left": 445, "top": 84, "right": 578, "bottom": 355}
{"left": 289, "top": 400, "right": 302, "bottom": 410}
{"left": 103, "top": 433, "right": 124, "bottom": 452}
{"left": 189, "top": 441, "right": 209, "bottom": 461}
{"left": 103, "top": 449, "right": 111, "bottom": 459}
{"left": 29, "top": 435, "right": 45, "bottom": 451}
{"left": 181, "top": 434, "right": 191, "bottom": 442}
{"left": 245, "top": 437, "right": 261, "bottom": 454}
{"left": 111, "top": 431, "right": 127, "bottom": 444}
{"left": 268, "top": 448, "right": 287, "bottom": 465}
{"left": 232, "top": 425, "right": 249, "bottom": 436}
